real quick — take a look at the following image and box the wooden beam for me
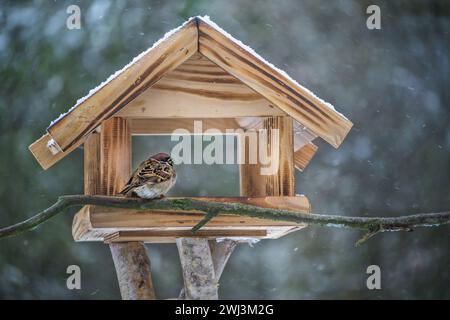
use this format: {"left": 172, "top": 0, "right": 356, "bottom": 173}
{"left": 176, "top": 238, "right": 218, "bottom": 300}
{"left": 100, "top": 117, "right": 155, "bottom": 300}
{"left": 84, "top": 132, "right": 101, "bottom": 195}
{"left": 239, "top": 117, "right": 295, "bottom": 197}
{"left": 238, "top": 116, "right": 303, "bottom": 240}
{"left": 105, "top": 230, "right": 267, "bottom": 243}
{"left": 30, "top": 19, "right": 198, "bottom": 170}
{"left": 294, "top": 143, "right": 318, "bottom": 172}
{"left": 116, "top": 53, "right": 283, "bottom": 118}
{"left": 89, "top": 196, "right": 310, "bottom": 228}
{"left": 100, "top": 118, "right": 131, "bottom": 195}
{"left": 109, "top": 242, "right": 155, "bottom": 300}
{"left": 130, "top": 118, "right": 242, "bottom": 135}
{"left": 29, "top": 132, "right": 85, "bottom": 170}
{"left": 71, "top": 196, "right": 311, "bottom": 243}
{"left": 197, "top": 17, "right": 352, "bottom": 148}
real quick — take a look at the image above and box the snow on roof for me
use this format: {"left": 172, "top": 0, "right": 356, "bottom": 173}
{"left": 197, "top": 16, "right": 348, "bottom": 120}
{"left": 48, "top": 15, "right": 347, "bottom": 128}
{"left": 48, "top": 17, "right": 197, "bottom": 128}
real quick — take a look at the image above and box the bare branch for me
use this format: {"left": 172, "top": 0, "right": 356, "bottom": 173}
{"left": 1, "top": 195, "right": 449, "bottom": 245}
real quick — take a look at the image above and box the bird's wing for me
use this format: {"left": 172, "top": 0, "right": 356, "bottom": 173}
{"left": 121, "top": 159, "right": 174, "bottom": 195}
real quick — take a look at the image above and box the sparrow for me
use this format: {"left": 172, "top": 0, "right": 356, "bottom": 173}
{"left": 119, "top": 152, "right": 177, "bottom": 199}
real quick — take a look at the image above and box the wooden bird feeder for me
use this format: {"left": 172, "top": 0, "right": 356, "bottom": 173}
{"left": 29, "top": 16, "right": 352, "bottom": 299}
{"left": 29, "top": 16, "right": 352, "bottom": 243}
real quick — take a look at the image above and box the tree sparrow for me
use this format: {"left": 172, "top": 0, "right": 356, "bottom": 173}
{"left": 120, "top": 153, "right": 177, "bottom": 199}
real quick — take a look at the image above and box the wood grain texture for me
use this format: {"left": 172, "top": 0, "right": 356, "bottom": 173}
{"left": 30, "top": 17, "right": 351, "bottom": 171}
{"left": 176, "top": 238, "right": 218, "bottom": 300}
{"left": 89, "top": 196, "right": 310, "bottom": 228}
{"left": 105, "top": 230, "right": 267, "bottom": 243}
{"left": 239, "top": 116, "right": 302, "bottom": 237}
{"left": 29, "top": 133, "right": 84, "bottom": 170}
{"left": 72, "top": 196, "right": 311, "bottom": 243}
{"left": 178, "top": 239, "right": 237, "bottom": 299}
{"left": 100, "top": 118, "right": 131, "bottom": 195}
{"left": 98, "top": 117, "right": 155, "bottom": 300}
{"left": 130, "top": 118, "right": 242, "bottom": 135}
{"left": 294, "top": 143, "right": 318, "bottom": 172}
{"left": 209, "top": 240, "right": 237, "bottom": 281}
{"left": 46, "top": 19, "right": 197, "bottom": 153}
{"left": 83, "top": 132, "right": 101, "bottom": 195}
{"left": 117, "top": 53, "right": 283, "bottom": 118}
{"left": 197, "top": 17, "right": 352, "bottom": 148}
{"left": 239, "top": 117, "right": 295, "bottom": 197}
{"left": 109, "top": 242, "right": 155, "bottom": 300}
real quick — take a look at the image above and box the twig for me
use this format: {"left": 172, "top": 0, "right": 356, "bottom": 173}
{"left": 0, "top": 195, "right": 449, "bottom": 245}
{"left": 192, "top": 209, "right": 221, "bottom": 232}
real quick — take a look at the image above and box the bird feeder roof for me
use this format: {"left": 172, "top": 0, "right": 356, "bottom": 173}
{"left": 29, "top": 16, "right": 352, "bottom": 170}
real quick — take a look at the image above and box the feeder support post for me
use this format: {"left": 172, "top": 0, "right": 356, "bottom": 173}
{"left": 84, "top": 117, "right": 155, "bottom": 300}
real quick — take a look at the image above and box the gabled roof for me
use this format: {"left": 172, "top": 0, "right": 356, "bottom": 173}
{"left": 29, "top": 16, "right": 352, "bottom": 170}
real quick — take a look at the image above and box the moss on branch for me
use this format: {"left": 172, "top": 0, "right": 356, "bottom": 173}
{"left": 0, "top": 195, "right": 449, "bottom": 245}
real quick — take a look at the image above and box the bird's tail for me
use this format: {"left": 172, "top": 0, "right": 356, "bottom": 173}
{"left": 119, "top": 184, "right": 134, "bottom": 196}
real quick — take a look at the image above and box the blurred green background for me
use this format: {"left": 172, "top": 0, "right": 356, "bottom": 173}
{"left": 0, "top": 0, "right": 449, "bottom": 299}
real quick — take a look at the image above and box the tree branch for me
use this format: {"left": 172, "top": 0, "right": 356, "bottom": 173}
{"left": 1, "top": 195, "right": 449, "bottom": 244}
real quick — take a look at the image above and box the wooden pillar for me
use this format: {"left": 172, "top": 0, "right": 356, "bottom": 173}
{"left": 239, "top": 116, "right": 295, "bottom": 197}
{"left": 176, "top": 238, "right": 218, "bottom": 300}
{"left": 84, "top": 117, "right": 155, "bottom": 300}
{"left": 177, "top": 238, "right": 237, "bottom": 300}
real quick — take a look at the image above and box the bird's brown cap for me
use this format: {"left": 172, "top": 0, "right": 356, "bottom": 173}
{"left": 151, "top": 152, "right": 171, "bottom": 162}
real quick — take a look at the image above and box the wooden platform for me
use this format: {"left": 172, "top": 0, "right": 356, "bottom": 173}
{"left": 72, "top": 196, "right": 311, "bottom": 243}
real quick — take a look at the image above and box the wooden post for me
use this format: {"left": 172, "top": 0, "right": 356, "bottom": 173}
{"left": 109, "top": 242, "right": 155, "bottom": 300}
{"left": 84, "top": 117, "right": 155, "bottom": 300}
{"left": 176, "top": 238, "right": 218, "bottom": 300}
{"left": 177, "top": 239, "right": 237, "bottom": 300}
{"left": 239, "top": 116, "right": 295, "bottom": 197}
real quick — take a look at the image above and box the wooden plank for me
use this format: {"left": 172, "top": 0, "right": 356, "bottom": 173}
{"left": 71, "top": 132, "right": 102, "bottom": 241}
{"left": 89, "top": 195, "right": 310, "bottom": 229}
{"left": 29, "top": 133, "right": 85, "bottom": 170}
{"left": 239, "top": 117, "right": 295, "bottom": 197}
{"left": 116, "top": 53, "right": 284, "bottom": 118}
{"left": 72, "top": 205, "right": 113, "bottom": 241}
{"left": 83, "top": 132, "right": 101, "bottom": 194}
{"left": 294, "top": 143, "right": 318, "bottom": 172}
{"left": 197, "top": 17, "right": 352, "bottom": 148}
{"left": 105, "top": 230, "right": 267, "bottom": 243}
{"left": 41, "top": 19, "right": 198, "bottom": 160}
{"left": 176, "top": 238, "right": 218, "bottom": 300}
{"left": 130, "top": 118, "right": 242, "bottom": 135}
{"left": 72, "top": 195, "right": 311, "bottom": 242}
{"left": 100, "top": 117, "right": 155, "bottom": 300}
{"left": 239, "top": 116, "right": 303, "bottom": 239}
{"left": 100, "top": 118, "right": 131, "bottom": 195}
{"left": 109, "top": 242, "right": 155, "bottom": 300}
{"left": 266, "top": 117, "right": 295, "bottom": 196}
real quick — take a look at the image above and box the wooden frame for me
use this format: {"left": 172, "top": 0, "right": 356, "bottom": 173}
{"left": 72, "top": 196, "right": 311, "bottom": 243}
{"left": 26, "top": 16, "right": 355, "bottom": 300}
{"left": 29, "top": 16, "right": 352, "bottom": 171}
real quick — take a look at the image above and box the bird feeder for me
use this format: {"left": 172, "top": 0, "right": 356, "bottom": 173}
{"left": 29, "top": 16, "right": 352, "bottom": 299}
{"left": 30, "top": 16, "right": 352, "bottom": 243}
{"left": 29, "top": 17, "right": 352, "bottom": 299}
